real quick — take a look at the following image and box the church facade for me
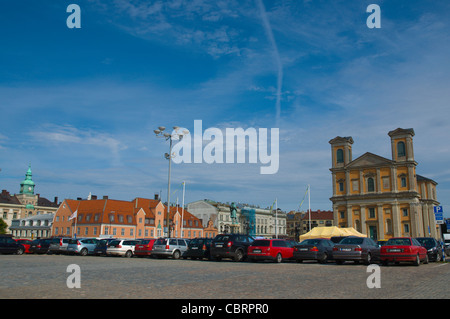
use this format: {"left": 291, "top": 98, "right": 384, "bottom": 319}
{"left": 329, "top": 128, "right": 439, "bottom": 240}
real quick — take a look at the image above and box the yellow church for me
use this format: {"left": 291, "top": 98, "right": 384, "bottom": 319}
{"left": 329, "top": 128, "right": 439, "bottom": 241}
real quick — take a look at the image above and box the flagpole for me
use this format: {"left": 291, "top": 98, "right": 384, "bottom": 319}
{"left": 275, "top": 198, "right": 278, "bottom": 239}
{"left": 308, "top": 184, "right": 311, "bottom": 231}
{"left": 181, "top": 181, "right": 185, "bottom": 238}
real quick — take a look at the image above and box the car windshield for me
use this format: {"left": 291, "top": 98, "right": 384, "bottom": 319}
{"left": 386, "top": 238, "right": 411, "bottom": 246}
{"left": 340, "top": 237, "right": 364, "bottom": 245}
{"left": 416, "top": 238, "right": 435, "bottom": 247}
{"left": 252, "top": 240, "right": 270, "bottom": 247}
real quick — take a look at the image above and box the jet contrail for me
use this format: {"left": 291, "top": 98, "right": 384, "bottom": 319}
{"left": 256, "top": 0, "right": 283, "bottom": 126}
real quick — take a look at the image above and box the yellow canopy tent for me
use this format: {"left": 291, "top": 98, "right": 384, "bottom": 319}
{"left": 299, "top": 226, "right": 367, "bottom": 241}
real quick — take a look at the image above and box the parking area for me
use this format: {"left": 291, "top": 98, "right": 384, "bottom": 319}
{"left": 0, "top": 254, "right": 449, "bottom": 299}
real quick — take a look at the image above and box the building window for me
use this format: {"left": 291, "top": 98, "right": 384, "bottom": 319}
{"left": 339, "top": 182, "right": 344, "bottom": 192}
{"left": 339, "top": 211, "right": 345, "bottom": 219}
{"left": 369, "top": 208, "right": 376, "bottom": 219}
{"left": 336, "top": 149, "right": 344, "bottom": 163}
{"left": 397, "top": 141, "right": 406, "bottom": 157}
{"left": 367, "top": 178, "right": 375, "bottom": 192}
{"left": 93, "top": 227, "right": 97, "bottom": 236}
{"left": 401, "top": 177, "right": 407, "bottom": 188}
{"left": 402, "top": 208, "right": 408, "bottom": 217}
{"left": 403, "top": 223, "right": 410, "bottom": 233}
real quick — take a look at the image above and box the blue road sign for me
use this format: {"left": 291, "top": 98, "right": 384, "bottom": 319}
{"left": 435, "top": 213, "right": 443, "bottom": 221}
{"left": 434, "top": 206, "right": 443, "bottom": 214}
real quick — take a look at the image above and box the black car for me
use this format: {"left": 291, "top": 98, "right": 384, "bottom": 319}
{"left": 293, "top": 238, "right": 335, "bottom": 264}
{"left": 0, "top": 235, "right": 25, "bottom": 255}
{"left": 29, "top": 238, "right": 52, "bottom": 254}
{"left": 184, "top": 237, "right": 213, "bottom": 260}
{"left": 416, "top": 237, "right": 444, "bottom": 262}
{"left": 210, "top": 234, "right": 254, "bottom": 262}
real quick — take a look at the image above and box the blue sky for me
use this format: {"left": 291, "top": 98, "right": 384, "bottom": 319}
{"left": 1, "top": 0, "right": 450, "bottom": 218}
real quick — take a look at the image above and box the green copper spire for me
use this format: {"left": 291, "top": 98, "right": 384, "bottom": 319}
{"left": 20, "top": 164, "right": 35, "bottom": 195}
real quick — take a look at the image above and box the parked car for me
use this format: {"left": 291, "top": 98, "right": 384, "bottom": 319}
{"left": 183, "top": 237, "right": 213, "bottom": 260}
{"left": 248, "top": 239, "right": 294, "bottom": 263}
{"left": 67, "top": 238, "right": 99, "bottom": 256}
{"left": 330, "top": 236, "right": 348, "bottom": 244}
{"left": 15, "top": 238, "right": 32, "bottom": 254}
{"left": 415, "top": 237, "right": 444, "bottom": 262}
{"left": 29, "top": 238, "right": 52, "bottom": 254}
{"left": 333, "top": 236, "right": 380, "bottom": 265}
{"left": 94, "top": 238, "right": 118, "bottom": 256}
{"left": 0, "top": 235, "right": 25, "bottom": 255}
{"left": 210, "top": 234, "right": 254, "bottom": 262}
{"left": 48, "top": 237, "right": 71, "bottom": 255}
{"left": 152, "top": 238, "right": 190, "bottom": 259}
{"left": 380, "top": 237, "right": 428, "bottom": 266}
{"left": 106, "top": 239, "right": 141, "bottom": 257}
{"left": 134, "top": 238, "right": 157, "bottom": 258}
{"left": 293, "top": 238, "right": 335, "bottom": 264}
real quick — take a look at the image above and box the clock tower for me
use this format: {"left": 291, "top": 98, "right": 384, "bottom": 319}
{"left": 20, "top": 165, "right": 36, "bottom": 195}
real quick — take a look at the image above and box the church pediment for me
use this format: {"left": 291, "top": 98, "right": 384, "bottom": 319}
{"left": 346, "top": 152, "right": 393, "bottom": 168}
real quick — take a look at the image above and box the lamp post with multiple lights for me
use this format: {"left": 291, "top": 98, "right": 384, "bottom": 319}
{"left": 154, "top": 126, "right": 189, "bottom": 237}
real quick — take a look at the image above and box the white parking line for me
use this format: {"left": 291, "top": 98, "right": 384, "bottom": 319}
{"left": 432, "top": 263, "right": 448, "bottom": 268}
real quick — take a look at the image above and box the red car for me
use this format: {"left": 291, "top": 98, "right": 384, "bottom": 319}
{"left": 15, "top": 239, "right": 32, "bottom": 254}
{"left": 248, "top": 239, "right": 294, "bottom": 263}
{"left": 380, "top": 237, "right": 428, "bottom": 266}
{"left": 134, "top": 238, "right": 156, "bottom": 257}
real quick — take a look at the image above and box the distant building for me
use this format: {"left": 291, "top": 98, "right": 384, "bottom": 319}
{"left": 9, "top": 213, "right": 54, "bottom": 239}
{"left": 329, "top": 128, "right": 440, "bottom": 240}
{"left": 187, "top": 199, "right": 287, "bottom": 238}
{"left": 286, "top": 210, "right": 334, "bottom": 241}
{"left": 51, "top": 195, "right": 206, "bottom": 239}
{"left": 0, "top": 166, "right": 59, "bottom": 234}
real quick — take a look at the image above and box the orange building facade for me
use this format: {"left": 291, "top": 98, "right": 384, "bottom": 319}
{"left": 51, "top": 196, "right": 208, "bottom": 239}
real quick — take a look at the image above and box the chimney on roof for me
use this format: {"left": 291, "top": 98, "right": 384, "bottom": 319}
{"left": 103, "top": 195, "right": 108, "bottom": 200}
{"left": 54, "top": 197, "right": 58, "bottom": 204}
{"left": 154, "top": 193, "right": 159, "bottom": 201}
{"left": 91, "top": 195, "right": 97, "bottom": 200}
{"left": 77, "top": 197, "right": 82, "bottom": 200}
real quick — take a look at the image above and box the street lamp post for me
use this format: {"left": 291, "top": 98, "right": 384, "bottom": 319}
{"left": 154, "top": 126, "right": 189, "bottom": 238}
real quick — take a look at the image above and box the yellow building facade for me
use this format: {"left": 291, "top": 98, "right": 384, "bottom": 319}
{"left": 329, "top": 128, "right": 439, "bottom": 240}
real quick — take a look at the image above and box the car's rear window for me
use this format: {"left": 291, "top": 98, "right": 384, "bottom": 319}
{"left": 340, "top": 237, "right": 364, "bottom": 245}
{"left": 252, "top": 240, "right": 270, "bottom": 246}
{"left": 155, "top": 238, "right": 167, "bottom": 245}
{"left": 214, "top": 235, "right": 230, "bottom": 242}
{"left": 386, "top": 238, "right": 411, "bottom": 246}
{"left": 109, "top": 240, "right": 121, "bottom": 246}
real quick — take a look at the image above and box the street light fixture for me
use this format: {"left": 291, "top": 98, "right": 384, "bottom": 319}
{"left": 155, "top": 125, "right": 189, "bottom": 237}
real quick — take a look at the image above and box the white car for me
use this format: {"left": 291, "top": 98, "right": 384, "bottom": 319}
{"left": 106, "top": 239, "right": 141, "bottom": 257}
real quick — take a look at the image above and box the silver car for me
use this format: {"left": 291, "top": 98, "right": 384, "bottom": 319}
{"left": 67, "top": 238, "right": 99, "bottom": 256}
{"left": 152, "top": 238, "right": 189, "bottom": 259}
{"left": 106, "top": 239, "right": 141, "bottom": 257}
{"left": 48, "top": 237, "right": 71, "bottom": 255}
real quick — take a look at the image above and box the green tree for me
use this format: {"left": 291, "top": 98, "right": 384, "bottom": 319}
{"left": 0, "top": 218, "right": 8, "bottom": 234}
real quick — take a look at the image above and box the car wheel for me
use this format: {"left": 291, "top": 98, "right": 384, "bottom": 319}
{"left": 275, "top": 253, "right": 282, "bottom": 263}
{"left": 319, "top": 253, "right": 328, "bottom": 264}
{"left": 435, "top": 253, "right": 441, "bottom": 262}
{"left": 423, "top": 254, "right": 429, "bottom": 264}
{"left": 173, "top": 250, "right": 181, "bottom": 259}
{"left": 16, "top": 248, "right": 24, "bottom": 255}
{"left": 80, "top": 248, "right": 88, "bottom": 256}
{"left": 413, "top": 254, "right": 420, "bottom": 266}
{"left": 125, "top": 250, "right": 133, "bottom": 258}
{"left": 234, "top": 249, "right": 244, "bottom": 262}
{"left": 364, "top": 253, "right": 372, "bottom": 265}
